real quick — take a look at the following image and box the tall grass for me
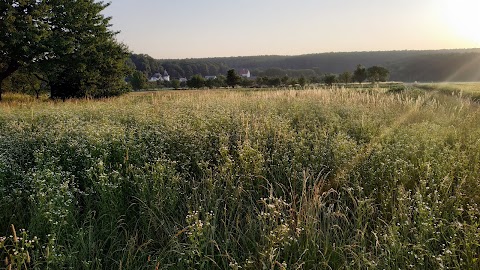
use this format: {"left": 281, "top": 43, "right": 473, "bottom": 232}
{"left": 1, "top": 87, "right": 480, "bottom": 269}
{"left": 415, "top": 82, "right": 480, "bottom": 101}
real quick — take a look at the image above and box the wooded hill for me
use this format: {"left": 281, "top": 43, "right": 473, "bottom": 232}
{"left": 130, "top": 49, "right": 480, "bottom": 82}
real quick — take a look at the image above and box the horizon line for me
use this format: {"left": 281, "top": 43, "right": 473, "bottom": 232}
{"left": 131, "top": 47, "right": 480, "bottom": 61}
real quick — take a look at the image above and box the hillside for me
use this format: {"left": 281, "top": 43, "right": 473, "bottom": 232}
{"left": 130, "top": 49, "right": 480, "bottom": 82}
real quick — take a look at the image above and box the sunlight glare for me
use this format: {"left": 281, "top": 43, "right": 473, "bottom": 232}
{"left": 440, "top": 0, "right": 480, "bottom": 44}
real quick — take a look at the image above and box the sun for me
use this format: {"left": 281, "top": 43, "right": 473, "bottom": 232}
{"left": 439, "top": 0, "right": 480, "bottom": 44}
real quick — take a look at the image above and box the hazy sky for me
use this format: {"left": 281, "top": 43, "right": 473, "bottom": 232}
{"left": 104, "top": 0, "right": 480, "bottom": 59}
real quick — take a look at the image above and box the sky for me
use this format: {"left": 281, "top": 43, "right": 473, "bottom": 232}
{"left": 104, "top": 0, "right": 480, "bottom": 59}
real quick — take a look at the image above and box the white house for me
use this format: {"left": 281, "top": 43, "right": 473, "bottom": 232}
{"left": 238, "top": 69, "right": 251, "bottom": 78}
{"left": 205, "top": 76, "right": 217, "bottom": 80}
{"left": 162, "top": 70, "right": 170, "bottom": 82}
{"left": 149, "top": 70, "right": 170, "bottom": 82}
{"left": 149, "top": 73, "right": 162, "bottom": 82}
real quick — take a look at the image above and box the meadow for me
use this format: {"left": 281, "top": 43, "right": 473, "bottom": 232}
{"left": 1, "top": 85, "right": 480, "bottom": 269}
{"left": 415, "top": 82, "right": 480, "bottom": 101}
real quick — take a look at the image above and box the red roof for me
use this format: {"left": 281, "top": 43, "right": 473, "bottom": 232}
{"left": 238, "top": 69, "right": 250, "bottom": 75}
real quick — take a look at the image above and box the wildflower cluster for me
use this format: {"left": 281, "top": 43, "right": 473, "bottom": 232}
{"left": 257, "top": 194, "right": 301, "bottom": 268}
{"left": 0, "top": 225, "right": 37, "bottom": 269}
{"left": 179, "top": 209, "right": 215, "bottom": 267}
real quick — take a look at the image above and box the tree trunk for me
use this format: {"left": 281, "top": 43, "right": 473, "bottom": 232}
{"left": 33, "top": 74, "right": 49, "bottom": 99}
{"left": 50, "top": 83, "right": 68, "bottom": 101}
{"left": 0, "top": 61, "right": 21, "bottom": 101}
{"left": 50, "top": 84, "right": 61, "bottom": 100}
{"left": 0, "top": 76, "right": 9, "bottom": 101}
{"left": 0, "top": 79, "right": 3, "bottom": 101}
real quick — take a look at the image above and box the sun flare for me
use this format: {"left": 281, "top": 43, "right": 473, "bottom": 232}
{"left": 440, "top": 0, "right": 480, "bottom": 44}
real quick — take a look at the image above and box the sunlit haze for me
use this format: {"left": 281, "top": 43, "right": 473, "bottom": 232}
{"left": 104, "top": 0, "right": 480, "bottom": 59}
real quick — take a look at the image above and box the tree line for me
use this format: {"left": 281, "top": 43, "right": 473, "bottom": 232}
{"left": 129, "top": 54, "right": 230, "bottom": 80}
{"left": 130, "top": 50, "right": 480, "bottom": 83}
{"left": 130, "top": 65, "right": 389, "bottom": 91}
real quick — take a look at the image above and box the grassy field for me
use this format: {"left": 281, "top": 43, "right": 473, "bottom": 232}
{"left": 415, "top": 82, "right": 480, "bottom": 101}
{"left": 1, "top": 85, "right": 480, "bottom": 269}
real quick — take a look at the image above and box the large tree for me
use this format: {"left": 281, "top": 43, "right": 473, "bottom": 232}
{"left": 353, "top": 64, "right": 367, "bottom": 84}
{"left": 298, "top": 76, "right": 307, "bottom": 88}
{"left": 367, "top": 66, "right": 390, "bottom": 83}
{"left": 187, "top": 74, "right": 205, "bottom": 89}
{"left": 323, "top": 73, "right": 337, "bottom": 86}
{"left": 0, "top": 0, "right": 49, "bottom": 100}
{"left": 0, "top": 0, "right": 130, "bottom": 100}
{"left": 129, "top": 71, "right": 147, "bottom": 90}
{"left": 338, "top": 71, "right": 353, "bottom": 84}
{"left": 226, "top": 69, "right": 240, "bottom": 88}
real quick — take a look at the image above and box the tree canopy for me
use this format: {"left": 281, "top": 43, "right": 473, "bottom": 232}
{"left": 0, "top": 0, "right": 130, "bottom": 100}
{"left": 226, "top": 69, "right": 240, "bottom": 88}
{"left": 129, "top": 71, "right": 147, "bottom": 90}
{"left": 323, "top": 74, "right": 337, "bottom": 86}
{"left": 187, "top": 75, "right": 205, "bottom": 89}
{"left": 353, "top": 65, "right": 367, "bottom": 84}
{"left": 338, "top": 71, "right": 353, "bottom": 84}
{"left": 367, "top": 66, "right": 390, "bottom": 83}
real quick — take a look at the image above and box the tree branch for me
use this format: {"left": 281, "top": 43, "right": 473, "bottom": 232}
{"left": 0, "top": 61, "right": 20, "bottom": 81}
{"left": 33, "top": 73, "right": 50, "bottom": 84}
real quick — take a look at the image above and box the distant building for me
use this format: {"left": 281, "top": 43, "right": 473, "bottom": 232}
{"left": 149, "top": 73, "right": 162, "bottom": 82}
{"left": 162, "top": 70, "right": 170, "bottom": 82}
{"left": 148, "top": 70, "right": 170, "bottom": 82}
{"left": 205, "top": 76, "right": 217, "bottom": 80}
{"left": 179, "top": 77, "right": 188, "bottom": 83}
{"left": 238, "top": 69, "right": 251, "bottom": 78}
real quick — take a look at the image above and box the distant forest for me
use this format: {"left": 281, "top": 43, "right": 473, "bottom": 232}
{"left": 130, "top": 49, "right": 480, "bottom": 82}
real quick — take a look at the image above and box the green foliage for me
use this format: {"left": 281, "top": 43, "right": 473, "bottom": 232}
{"left": 0, "top": 0, "right": 49, "bottom": 100}
{"left": 0, "top": 224, "right": 57, "bottom": 269}
{"left": 1, "top": 225, "right": 35, "bottom": 269}
{"left": 367, "top": 66, "right": 390, "bottom": 83}
{"left": 130, "top": 49, "right": 480, "bottom": 84}
{"left": 338, "top": 71, "right": 353, "bottom": 84}
{"left": 298, "top": 76, "right": 307, "bottom": 88}
{"left": 187, "top": 74, "right": 206, "bottom": 89}
{"left": 353, "top": 64, "right": 367, "bottom": 83}
{"left": 237, "top": 77, "right": 251, "bottom": 88}
{"left": 2, "top": 70, "right": 47, "bottom": 98}
{"left": 130, "top": 54, "right": 164, "bottom": 78}
{"left": 387, "top": 83, "right": 407, "bottom": 93}
{"left": 171, "top": 79, "right": 181, "bottom": 90}
{"left": 1, "top": 85, "right": 480, "bottom": 268}
{"left": 204, "top": 76, "right": 226, "bottom": 89}
{"left": 414, "top": 83, "right": 480, "bottom": 102}
{"left": 129, "top": 70, "right": 147, "bottom": 90}
{"left": 0, "top": 0, "right": 130, "bottom": 100}
{"left": 226, "top": 69, "right": 240, "bottom": 88}
{"left": 323, "top": 73, "right": 338, "bottom": 86}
